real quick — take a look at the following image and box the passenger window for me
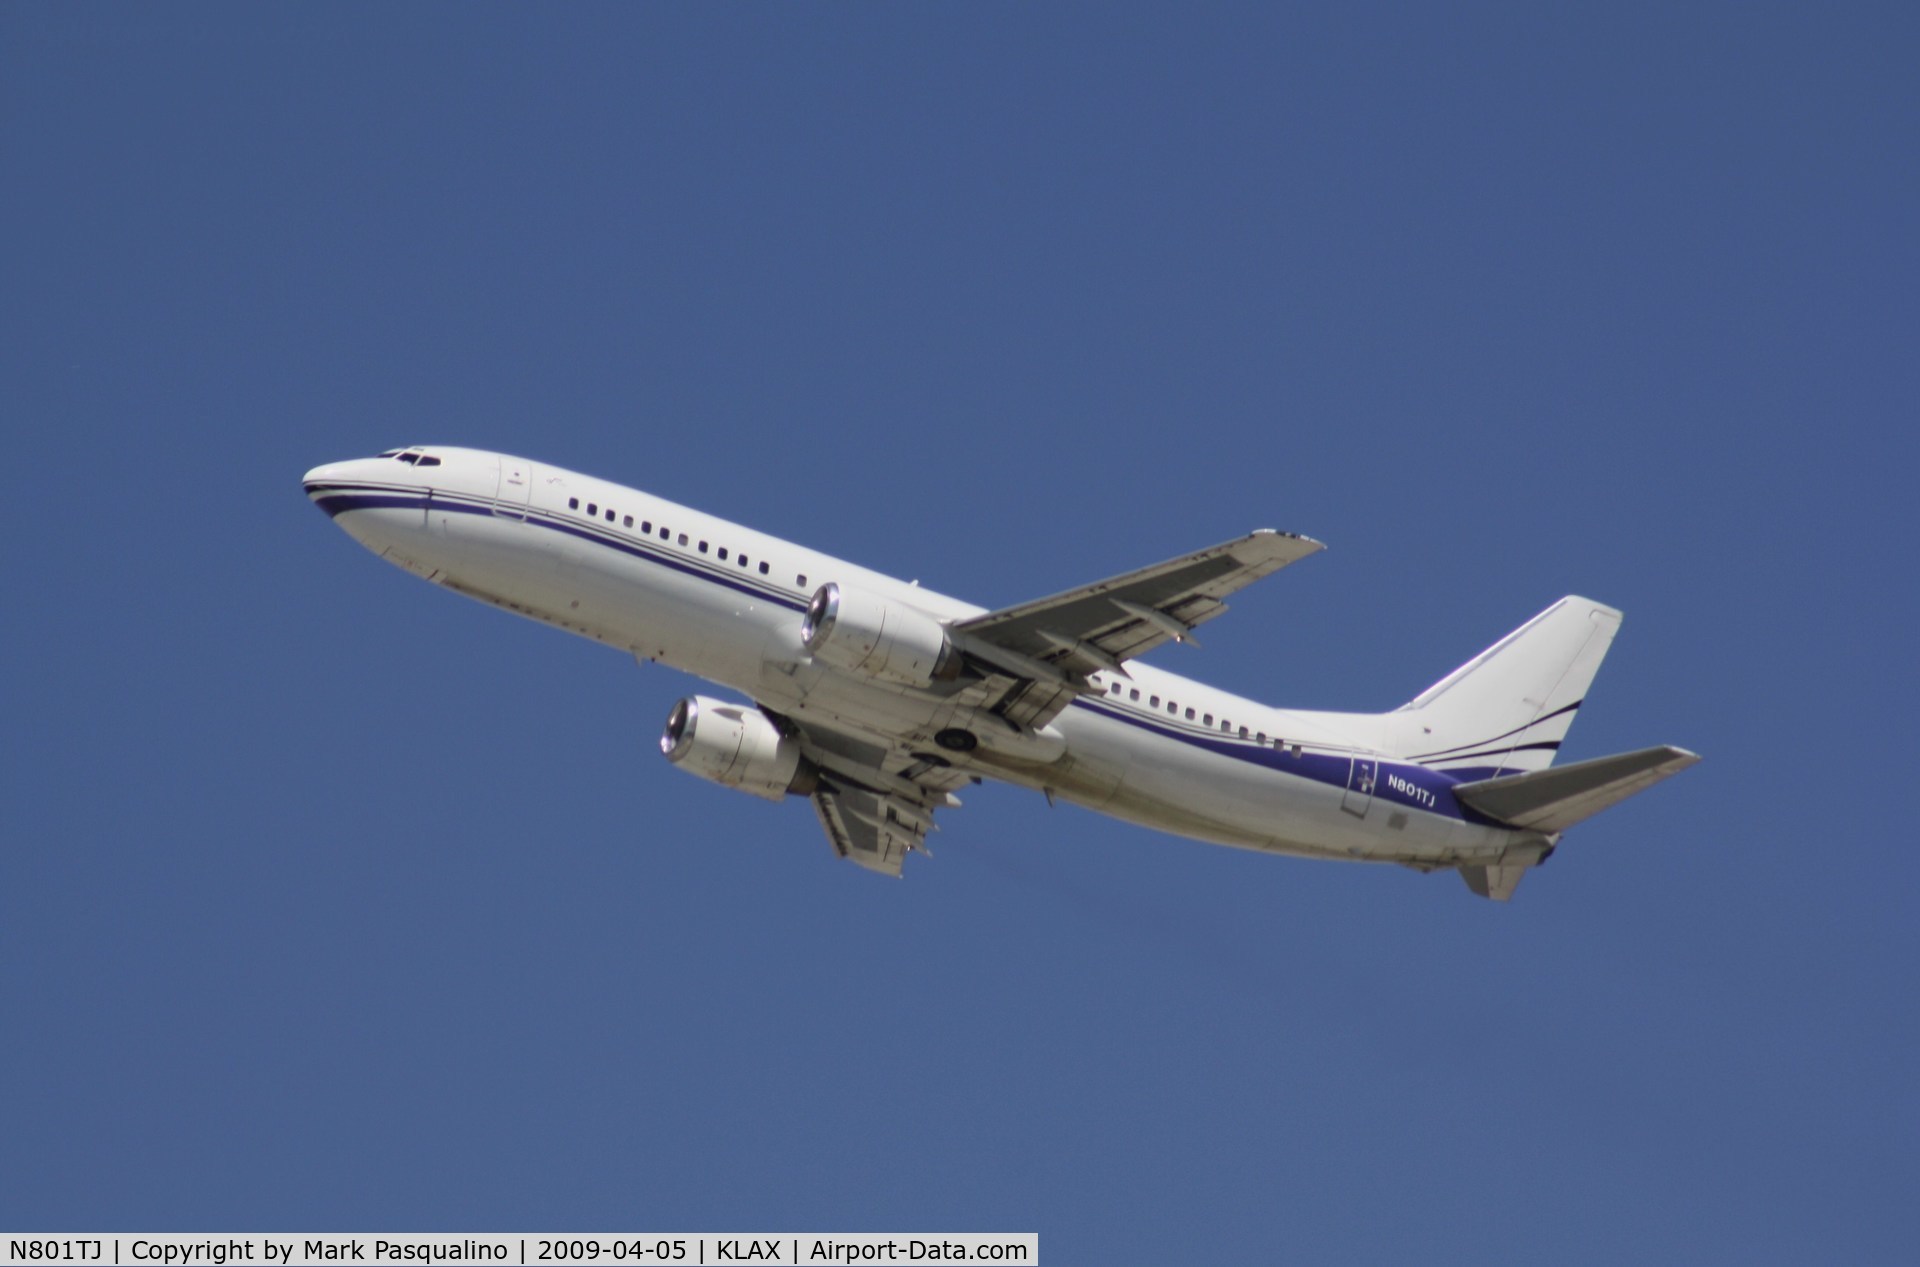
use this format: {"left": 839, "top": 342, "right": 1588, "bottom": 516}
{"left": 606, "top": 509, "right": 615, "bottom": 522}
{"left": 758, "top": 562, "right": 770, "bottom": 575}
{"left": 1239, "top": 726, "right": 1249, "bottom": 738}
{"left": 1110, "top": 682, "right": 1121, "bottom": 695}
{"left": 797, "top": 574, "right": 807, "bottom": 587}
{"left": 569, "top": 498, "right": 579, "bottom": 510}
{"left": 1185, "top": 707, "right": 1195, "bottom": 720}
{"left": 1130, "top": 689, "right": 1140, "bottom": 702}
{"left": 698, "top": 541, "right": 708, "bottom": 554}
{"left": 678, "top": 533, "right": 688, "bottom": 546}
{"left": 624, "top": 515, "right": 633, "bottom": 528}
{"left": 1256, "top": 732, "right": 1267, "bottom": 744}
{"left": 718, "top": 547, "right": 728, "bottom": 561}
{"left": 641, "top": 521, "right": 652, "bottom": 533}
{"left": 1150, "top": 696, "right": 1160, "bottom": 708}
{"left": 1203, "top": 713, "right": 1213, "bottom": 726}
{"left": 1168, "top": 702, "right": 1178, "bottom": 715}
{"left": 1220, "top": 720, "right": 1231, "bottom": 732}
{"left": 660, "top": 527, "right": 669, "bottom": 540}
{"left": 587, "top": 503, "right": 597, "bottom": 516}
{"left": 738, "top": 555, "right": 749, "bottom": 568}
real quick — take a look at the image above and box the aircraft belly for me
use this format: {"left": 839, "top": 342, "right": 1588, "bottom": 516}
{"left": 413, "top": 512, "right": 756, "bottom": 680}
{"left": 1054, "top": 706, "right": 1480, "bottom": 864}
{"left": 764, "top": 670, "right": 964, "bottom": 750}
{"left": 586, "top": 560, "right": 763, "bottom": 680}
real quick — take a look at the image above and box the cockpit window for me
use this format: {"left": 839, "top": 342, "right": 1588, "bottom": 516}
{"left": 376, "top": 448, "right": 440, "bottom": 466}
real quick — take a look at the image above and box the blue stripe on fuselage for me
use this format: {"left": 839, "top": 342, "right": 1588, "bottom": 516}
{"left": 307, "top": 482, "right": 810, "bottom": 611}
{"left": 311, "top": 481, "right": 1492, "bottom": 823}
{"left": 1069, "top": 697, "right": 1472, "bottom": 821}
{"left": 1407, "top": 699, "right": 1582, "bottom": 761}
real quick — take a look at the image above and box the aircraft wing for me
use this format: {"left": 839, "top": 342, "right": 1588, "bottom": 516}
{"left": 950, "top": 529, "right": 1323, "bottom": 729}
{"left": 812, "top": 785, "right": 928, "bottom": 877}
{"left": 777, "top": 713, "right": 968, "bottom": 877}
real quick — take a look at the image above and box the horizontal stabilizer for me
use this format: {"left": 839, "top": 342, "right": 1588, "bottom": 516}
{"left": 1453, "top": 745, "right": 1700, "bottom": 833}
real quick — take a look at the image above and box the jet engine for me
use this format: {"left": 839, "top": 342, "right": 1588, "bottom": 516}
{"left": 800, "top": 582, "right": 961, "bottom": 688}
{"left": 659, "top": 696, "right": 816, "bottom": 801}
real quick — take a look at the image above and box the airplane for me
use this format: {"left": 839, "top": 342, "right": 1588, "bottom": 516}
{"left": 303, "top": 445, "right": 1698, "bottom": 900}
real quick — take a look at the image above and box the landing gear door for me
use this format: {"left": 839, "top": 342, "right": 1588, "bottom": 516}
{"left": 494, "top": 457, "right": 533, "bottom": 520}
{"left": 1342, "top": 756, "right": 1377, "bottom": 817}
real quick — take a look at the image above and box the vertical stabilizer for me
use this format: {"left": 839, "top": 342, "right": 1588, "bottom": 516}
{"left": 1390, "top": 597, "right": 1621, "bottom": 780}
{"left": 1458, "top": 860, "right": 1533, "bottom": 901}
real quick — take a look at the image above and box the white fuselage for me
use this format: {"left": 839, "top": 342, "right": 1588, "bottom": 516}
{"left": 305, "top": 447, "right": 1536, "bottom": 871}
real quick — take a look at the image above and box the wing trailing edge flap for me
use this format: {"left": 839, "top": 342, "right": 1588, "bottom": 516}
{"left": 1452, "top": 745, "right": 1701, "bottom": 834}
{"left": 811, "top": 785, "right": 931, "bottom": 878}
{"left": 783, "top": 717, "right": 963, "bottom": 878}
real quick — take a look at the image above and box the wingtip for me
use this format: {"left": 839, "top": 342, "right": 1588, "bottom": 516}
{"left": 1249, "top": 528, "right": 1327, "bottom": 553}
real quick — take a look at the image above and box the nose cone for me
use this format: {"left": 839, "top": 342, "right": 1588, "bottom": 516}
{"left": 304, "top": 454, "right": 447, "bottom": 572}
{"left": 303, "top": 461, "right": 343, "bottom": 492}
{"left": 303, "top": 460, "right": 356, "bottom": 518}
{"left": 302, "top": 457, "right": 396, "bottom": 521}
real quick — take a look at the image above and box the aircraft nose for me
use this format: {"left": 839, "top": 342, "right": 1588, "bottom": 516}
{"left": 303, "top": 460, "right": 365, "bottom": 520}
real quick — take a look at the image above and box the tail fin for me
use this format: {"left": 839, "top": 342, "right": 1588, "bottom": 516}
{"left": 1390, "top": 597, "right": 1621, "bottom": 779}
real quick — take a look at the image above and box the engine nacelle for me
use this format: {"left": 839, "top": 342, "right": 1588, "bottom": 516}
{"left": 659, "top": 695, "right": 816, "bottom": 802}
{"left": 801, "top": 582, "right": 961, "bottom": 688}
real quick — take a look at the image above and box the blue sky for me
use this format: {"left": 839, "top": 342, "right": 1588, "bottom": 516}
{"left": 3, "top": 4, "right": 1914, "bottom": 1261}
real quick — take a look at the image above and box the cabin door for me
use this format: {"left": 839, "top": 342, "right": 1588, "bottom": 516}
{"left": 1342, "top": 756, "right": 1377, "bottom": 817}
{"left": 494, "top": 457, "right": 533, "bottom": 520}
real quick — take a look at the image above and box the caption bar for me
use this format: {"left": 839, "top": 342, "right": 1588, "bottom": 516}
{"left": 2, "top": 1237, "right": 1035, "bottom": 1267}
